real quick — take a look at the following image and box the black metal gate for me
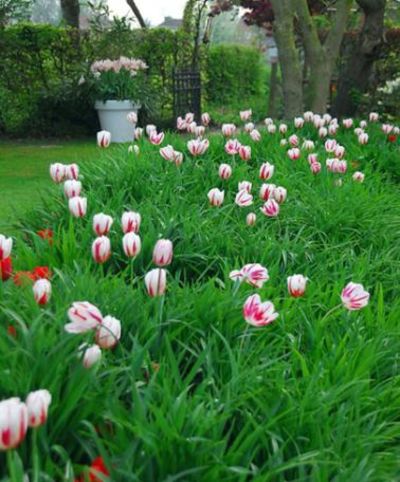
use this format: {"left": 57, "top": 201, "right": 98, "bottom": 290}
{"left": 173, "top": 68, "right": 201, "bottom": 121}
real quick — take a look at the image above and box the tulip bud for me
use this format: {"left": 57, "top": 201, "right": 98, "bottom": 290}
{"left": 235, "top": 190, "right": 253, "bottom": 207}
{"left": 146, "top": 124, "right": 157, "bottom": 136}
{"left": 81, "top": 344, "right": 102, "bottom": 368}
{"left": 0, "top": 235, "right": 13, "bottom": 260}
{"left": 352, "top": 171, "right": 365, "bottom": 183}
{"left": 288, "top": 134, "right": 299, "bottom": 147}
{"left": 127, "top": 111, "right": 137, "bottom": 124}
{"left": 382, "top": 123, "right": 393, "bottom": 135}
{"left": 65, "top": 301, "right": 103, "bottom": 334}
{"left": 369, "top": 112, "right": 379, "bottom": 122}
{"left": 187, "top": 138, "right": 209, "bottom": 156}
{"left": 208, "top": 188, "right": 224, "bottom": 207}
{"left": 328, "top": 124, "right": 338, "bottom": 136}
{"left": 153, "top": 239, "right": 173, "bottom": 267}
{"left": 318, "top": 127, "right": 328, "bottom": 138}
{"left": 65, "top": 164, "right": 79, "bottom": 181}
{"left": 160, "top": 145, "right": 176, "bottom": 162}
{"left": 279, "top": 123, "right": 288, "bottom": 134}
{"left": 225, "top": 139, "right": 241, "bottom": 155}
{"left": 259, "top": 162, "right": 274, "bottom": 180}
{"left": 238, "top": 145, "right": 251, "bottom": 161}
{"left": 122, "top": 232, "right": 141, "bottom": 258}
{"left": 49, "top": 163, "right": 65, "bottom": 183}
{"left": 222, "top": 124, "right": 236, "bottom": 137}
{"left": 302, "top": 140, "right": 314, "bottom": 151}
{"left": 240, "top": 109, "right": 252, "bottom": 121}
{"left": 26, "top": 389, "right": 52, "bottom": 428}
{"left": 267, "top": 124, "right": 277, "bottom": 134}
{"left": 360, "top": 120, "right": 367, "bottom": 129}
{"left": 33, "top": 279, "right": 51, "bottom": 305}
{"left": 68, "top": 196, "right": 87, "bottom": 218}
{"left": 334, "top": 145, "right": 345, "bottom": 159}
{"left": 185, "top": 112, "right": 194, "bottom": 124}
{"left": 93, "top": 213, "right": 113, "bottom": 236}
{"left": 174, "top": 151, "right": 184, "bottom": 166}
{"left": 92, "top": 236, "right": 111, "bottom": 264}
{"left": 238, "top": 181, "right": 252, "bottom": 193}
{"left": 250, "top": 129, "right": 261, "bottom": 141}
{"left": 246, "top": 213, "right": 256, "bottom": 226}
{"left": 342, "top": 118, "right": 353, "bottom": 128}
{"left": 219, "top": 163, "right": 232, "bottom": 180}
{"left": 294, "top": 117, "right": 304, "bottom": 129}
{"left": 324, "top": 139, "right": 337, "bottom": 153}
{"left": 308, "top": 153, "right": 318, "bottom": 165}
{"left": 358, "top": 133, "right": 369, "bottom": 145}
{"left": 145, "top": 268, "right": 167, "bottom": 297}
{"left": 273, "top": 186, "right": 287, "bottom": 204}
{"left": 64, "top": 180, "right": 82, "bottom": 199}
{"left": 195, "top": 126, "right": 206, "bottom": 137}
{"left": 134, "top": 127, "right": 143, "bottom": 139}
{"left": 0, "top": 257, "right": 12, "bottom": 281}
{"left": 176, "top": 117, "right": 187, "bottom": 131}
{"left": 201, "top": 112, "right": 210, "bottom": 126}
{"left": 187, "top": 121, "right": 197, "bottom": 134}
{"left": 303, "top": 111, "right": 314, "bottom": 122}
{"left": 260, "top": 183, "right": 276, "bottom": 201}
{"left": 0, "top": 398, "right": 28, "bottom": 450}
{"left": 95, "top": 315, "right": 121, "bottom": 349}
{"left": 260, "top": 199, "right": 280, "bottom": 217}
{"left": 244, "top": 122, "right": 255, "bottom": 133}
{"left": 287, "top": 274, "right": 308, "bottom": 297}
{"left": 149, "top": 131, "right": 165, "bottom": 146}
{"left": 121, "top": 211, "right": 141, "bottom": 234}
{"left": 310, "top": 162, "right": 321, "bottom": 174}
{"left": 97, "top": 130, "right": 111, "bottom": 148}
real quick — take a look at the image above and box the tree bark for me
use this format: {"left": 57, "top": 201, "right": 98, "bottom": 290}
{"left": 60, "top": 0, "right": 80, "bottom": 28}
{"left": 267, "top": 62, "right": 280, "bottom": 118}
{"left": 270, "top": 0, "right": 303, "bottom": 118}
{"left": 332, "top": 0, "right": 386, "bottom": 117}
{"left": 126, "top": 0, "right": 147, "bottom": 28}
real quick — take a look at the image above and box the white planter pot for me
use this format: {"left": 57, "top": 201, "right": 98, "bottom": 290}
{"left": 95, "top": 100, "right": 140, "bottom": 143}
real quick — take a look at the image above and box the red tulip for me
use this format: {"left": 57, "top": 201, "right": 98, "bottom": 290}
{"left": 0, "top": 257, "right": 12, "bottom": 281}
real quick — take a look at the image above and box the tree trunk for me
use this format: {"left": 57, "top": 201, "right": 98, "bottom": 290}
{"left": 267, "top": 62, "right": 280, "bottom": 118}
{"left": 332, "top": 0, "right": 386, "bottom": 117}
{"left": 60, "top": 0, "right": 79, "bottom": 28}
{"left": 126, "top": 0, "right": 147, "bottom": 28}
{"left": 270, "top": 0, "right": 303, "bottom": 118}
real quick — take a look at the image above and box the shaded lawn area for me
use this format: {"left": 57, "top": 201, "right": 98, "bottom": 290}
{"left": 0, "top": 139, "right": 113, "bottom": 229}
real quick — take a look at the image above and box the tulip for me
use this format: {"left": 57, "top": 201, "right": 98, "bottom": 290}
{"left": 302, "top": 140, "right": 315, "bottom": 151}
{"left": 259, "top": 162, "right": 274, "bottom": 180}
{"left": 82, "top": 344, "right": 102, "bottom": 368}
{"left": 273, "top": 186, "right": 287, "bottom": 204}
{"left": 122, "top": 232, "right": 141, "bottom": 258}
{"left": 323, "top": 113, "right": 332, "bottom": 123}
{"left": 187, "top": 121, "right": 197, "bottom": 134}
{"left": 121, "top": 211, "right": 141, "bottom": 234}
{"left": 287, "top": 274, "right": 308, "bottom": 297}
{"left": 33, "top": 279, "right": 51, "bottom": 305}
{"left": 238, "top": 145, "right": 251, "bottom": 161}
{"left": 246, "top": 213, "right": 256, "bottom": 226}
{"left": 145, "top": 268, "right": 167, "bottom": 297}
{"left": 369, "top": 112, "right": 379, "bottom": 122}
{"left": 260, "top": 199, "right": 280, "bottom": 217}
{"left": 279, "top": 123, "right": 288, "bottom": 134}
{"left": 95, "top": 315, "right": 121, "bottom": 349}
{"left": 342, "top": 118, "right": 353, "bottom": 128}
{"left": 382, "top": 123, "right": 393, "bottom": 135}
{"left": 146, "top": 124, "right": 157, "bottom": 136}
{"left": 324, "top": 139, "right": 337, "bottom": 153}
{"left": 0, "top": 235, "right": 13, "bottom": 260}
{"left": 243, "top": 294, "right": 279, "bottom": 327}
{"left": 0, "top": 398, "right": 28, "bottom": 450}
{"left": 65, "top": 301, "right": 103, "bottom": 334}
{"left": 187, "top": 138, "right": 209, "bottom": 156}
{"left": 244, "top": 122, "right": 255, "bottom": 133}
{"left": 64, "top": 180, "right": 82, "bottom": 199}
{"left": 174, "top": 151, "right": 184, "bottom": 166}
{"left": 93, "top": 213, "right": 113, "bottom": 236}
{"left": 68, "top": 196, "right": 87, "bottom": 218}
{"left": 185, "top": 112, "right": 194, "bottom": 124}
{"left": 97, "top": 130, "right": 111, "bottom": 148}
{"left": 308, "top": 153, "right": 318, "bottom": 165}
{"left": 65, "top": 164, "right": 79, "bottom": 181}
{"left": 134, "top": 127, "right": 143, "bottom": 139}
{"left": 230, "top": 263, "right": 269, "bottom": 288}
{"left": 288, "top": 134, "right": 299, "bottom": 147}
{"left": 328, "top": 124, "right": 338, "bottom": 136}
{"left": 313, "top": 115, "right": 325, "bottom": 129}
{"left": 221, "top": 123, "right": 236, "bottom": 137}
{"left": 132, "top": 145, "right": 140, "bottom": 155}
{"left": 201, "top": 112, "right": 210, "bottom": 126}
{"left": 264, "top": 117, "right": 273, "bottom": 126}
{"left": 160, "top": 145, "right": 176, "bottom": 162}
{"left": 259, "top": 183, "right": 276, "bottom": 201}
{"left": 235, "top": 190, "right": 253, "bottom": 207}
{"left": 208, "top": 188, "right": 224, "bottom": 207}
{"left": 310, "top": 162, "right": 321, "bottom": 174}
{"left": 153, "top": 239, "right": 173, "bottom": 266}
{"left": 149, "top": 131, "right": 165, "bottom": 145}
{"left": 352, "top": 171, "right": 365, "bottom": 183}
{"left": 127, "top": 111, "right": 137, "bottom": 124}
{"left": 267, "top": 124, "right": 277, "bottom": 134}
{"left": 176, "top": 117, "right": 187, "bottom": 131}
{"left": 360, "top": 120, "right": 367, "bottom": 129}
{"left": 195, "top": 126, "right": 206, "bottom": 137}
{"left": 250, "top": 129, "right": 261, "bottom": 141}
{"left": 240, "top": 109, "right": 252, "bottom": 121}
{"left": 394, "top": 127, "right": 400, "bottom": 135}
{"left": 92, "top": 236, "right": 111, "bottom": 264}
{"left": 238, "top": 181, "right": 252, "bottom": 193}
{"left": 318, "top": 127, "right": 328, "bottom": 138}
{"left": 280, "top": 139, "right": 288, "bottom": 146}
{"left": 287, "top": 148, "right": 301, "bottom": 160}
{"left": 32, "top": 266, "right": 51, "bottom": 281}
{"left": 294, "top": 117, "right": 304, "bottom": 129}
{"left": 26, "top": 389, "right": 52, "bottom": 428}
{"left": 49, "top": 163, "right": 65, "bottom": 183}
{"left": 354, "top": 127, "right": 364, "bottom": 137}
{"left": 334, "top": 145, "right": 345, "bottom": 159}
{"left": 0, "top": 257, "right": 12, "bottom": 281}
{"left": 303, "top": 111, "right": 314, "bottom": 122}
{"left": 225, "top": 139, "right": 241, "bottom": 155}
{"left": 341, "top": 282, "right": 370, "bottom": 311}
{"left": 219, "top": 163, "right": 232, "bottom": 180}
{"left": 358, "top": 133, "right": 369, "bottom": 145}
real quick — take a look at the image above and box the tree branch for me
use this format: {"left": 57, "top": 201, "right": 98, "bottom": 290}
{"left": 324, "top": 0, "right": 353, "bottom": 64}
{"left": 126, "top": 0, "right": 147, "bottom": 28}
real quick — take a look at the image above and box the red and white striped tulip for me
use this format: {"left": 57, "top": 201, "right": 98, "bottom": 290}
{"left": 240, "top": 109, "right": 252, "bottom": 121}
{"left": 279, "top": 123, "right": 288, "bottom": 134}
{"left": 187, "top": 121, "right": 197, "bottom": 134}
{"left": 82, "top": 344, "right": 102, "bottom": 368}
{"left": 360, "top": 120, "right": 367, "bottom": 129}
{"left": 122, "top": 232, "right": 141, "bottom": 258}
{"left": 201, "top": 112, "right": 210, "bottom": 126}
{"left": 65, "top": 164, "right": 79, "bottom": 180}
{"left": 176, "top": 117, "right": 187, "bottom": 131}
{"left": 313, "top": 115, "right": 325, "bottom": 129}
{"left": 0, "top": 398, "right": 28, "bottom": 450}
{"left": 225, "top": 139, "right": 241, "bottom": 155}
{"left": 174, "top": 151, "right": 184, "bottom": 166}
{"left": 68, "top": 196, "right": 87, "bottom": 218}
{"left": 341, "top": 282, "right": 370, "bottom": 311}
{"left": 64, "top": 180, "right": 82, "bottom": 199}
{"left": 185, "top": 112, "right": 194, "bottom": 124}
{"left": 127, "top": 111, "right": 137, "bottom": 124}
{"left": 273, "top": 186, "right": 287, "bottom": 204}
{"left": 160, "top": 145, "right": 176, "bottom": 162}
{"left": 267, "top": 124, "right": 277, "bottom": 134}
{"left": 145, "top": 268, "right": 167, "bottom": 297}
{"left": 26, "top": 389, "right": 52, "bottom": 428}
{"left": 97, "top": 130, "right": 111, "bottom": 148}
{"left": 121, "top": 211, "right": 141, "bottom": 234}
{"left": 303, "top": 111, "right": 314, "bottom": 122}
{"left": 244, "top": 122, "right": 255, "bottom": 133}
{"left": 230, "top": 263, "right": 269, "bottom": 288}
{"left": 287, "top": 148, "right": 301, "bottom": 160}
{"left": 65, "top": 301, "right": 103, "bottom": 334}
{"left": 146, "top": 124, "right": 157, "bottom": 136}
{"left": 310, "top": 162, "right": 322, "bottom": 174}
{"left": 302, "top": 140, "right": 315, "bottom": 151}
{"left": 235, "top": 190, "right": 253, "bottom": 207}
{"left": 261, "top": 199, "right": 280, "bottom": 217}
{"left": 250, "top": 129, "right": 261, "bottom": 142}
{"left": 358, "top": 132, "right": 369, "bottom": 145}
{"left": 287, "top": 274, "right": 308, "bottom": 297}
{"left": 0, "top": 235, "right": 12, "bottom": 260}
{"left": 246, "top": 212, "right": 257, "bottom": 226}
{"left": 328, "top": 124, "right": 338, "bottom": 136}
{"left": 134, "top": 127, "right": 143, "bottom": 139}
{"left": 50, "top": 163, "right": 66, "bottom": 183}
{"left": 260, "top": 183, "right": 276, "bottom": 201}
{"left": 264, "top": 117, "right": 273, "bottom": 126}
{"left": 93, "top": 213, "right": 113, "bottom": 236}
{"left": 323, "top": 113, "right": 332, "bottom": 123}
{"left": 238, "top": 181, "right": 252, "bottom": 193}
{"left": 352, "top": 171, "right": 365, "bottom": 183}
{"left": 195, "top": 125, "right": 206, "bottom": 137}
{"left": 318, "top": 127, "right": 328, "bottom": 138}
{"left": 33, "top": 279, "right": 51, "bottom": 305}
{"left": 382, "top": 123, "right": 393, "bottom": 135}
{"left": 369, "top": 112, "right": 379, "bottom": 122}
{"left": 219, "top": 163, "right": 232, "bottom": 180}
{"left": 324, "top": 139, "right": 337, "bottom": 153}
{"left": 222, "top": 123, "right": 236, "bottom": 137}
{"left": 294, "top": 117, "right": 304, "bottom": 129}
{"left": 342, "top": 118, "right": 353, "bottom": 129}
{"left": 259, "top": 162, "right": 274, "bottom": 180}
{"left": 187, "top": 138, "right": 209, "bottom": 156}
{"left": 153, "top": 239, "right": 173, "bottom": 267}
{"left": 238, "top": 145, "right": 251, "bottom": 161}
{"left": 308, "top": 153, "right": 318, "bottom": 165}
{"left": 95, "top": 315, "right": 121, "bottom": 349}
{"left": 92, "top": 236, "right": 111, "bottom": 264}
{"left": 149, "top": 131, "right": 165, "bottom": 146}
{"left": 334, "top": 145, "right": 345, "bottom": 159}
{"left": 243, "top": 294, "right": 279, "bottom": 327}
{"left": 354, "top": 127, "right": 364, "bottom": 137}
{"left": 288, "top": 134, "right": 299, "bottom": 147}
{"left": 208, "top": 188, "right": 224, "bottom": 207}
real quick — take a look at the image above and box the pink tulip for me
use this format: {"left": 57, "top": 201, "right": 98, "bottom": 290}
{"left": 279, "top": 123, "right": 288, "bottom": 134}
{"left": 225, "top": 139, "right": 241, "bottom": 155}
{"left": 82, "top": 344, "right": 102, "bottom": 368}
{"left": 302, "top": 140, "right": 315, "bottom": 151}
{"left": 324, "top": 139, "right": 337, "bottom": 153}
{"left": 26, "top": 390, "right": 52, "bottom": 428}
{"left": 310, "top": 162, "right": 321, "bottom": 174}
{"left": 50, "top": 163, "right": 66, "bottom": 183}
{"left": 230, "top": 263, "right": 269, "bottom": 288}
{"left": 201, "top": 112, "right": 210, "bottom": 126}
{"left": 219, "top": 164, "right": 232, "bottom": 180}
{"left": 145, "top": 268, "right": 167, "bottom": 297}
{"left": 259, "top": 162, "right": 274, "bottom": 180}
{"left": 287, "top": 148, "right": 301, "bottom": 160}
{"left": 208, "top": 188, "right": 224, "bottom": 207}
{"left": 369, "top": 112, "right": 379, "bottom": 122}
{"left": 122, "top": 232, "right": 141, "bottom": 258}
{"left": 243, "top": 294, "right": 279, "bottom": 327}
{"left": 0, "top": 235, "right": 12, "bottom": 260}
{"left": 146, "top": 124, "right": 157, "bottom": 136}
{"left": 308, "top": 153, "right": 318, "bottom": 165}
{"left": 273, "top": 186, "right": 287, "bottom": 204}
{"left": 334, "top": 145, "right": 345, "bottom": 159}
{"left": 287, "top": 274, "right": 308, "bottom": 297}
{"left": 246, "top": 213, "right": 256, "bottom": 226}
{"left": 358, "top": 133, "right": 369, "bottom": 145}
{"left": 64, "top": 180, "right": 82, "bottom": 199}
{"left": 222, "top": 123, "right": 236, "bottom": 137}
{"left": 260, "top": 199, "right": 280, "bottom": 217}
{"left": 187, "top": 121, "right": 197, "bottom": 134}
{"left": 288, "top": 134, "right": 299, "bottom": 147}
{"left": 134, "top": 127, "right": 143, "bottom": 139}
{"left": 65, "top": 164, "right": 79, "bottom": 180}
{"left": 185, "top": 112, "right": 194, "bottom": 124}
{"left": 250, "top": 129, "right": 261, "bottom": 141}
{"left": 176, "top": 117, "right": 187, "bottom": 131}
{"left": 187, "top": 138, "right": 209, "bottom": 156}
{"left": 382, "top": 123, "right": 393, "bottom": 135}
{"left": 238, "top": 181, "right": 252, "bottom": 193}
{"left": 127, "top": 111, "right": 137, "bottom": 124}
{"left": 65, "top": 301, "right": 103, "bottom": 334}
{"left": 93, "top": 213, "right": 113, "bottom": 236}
{"left": 238, "top": 145, "right": 251, "bottom": 161}
{"left": 352, "top": 171, "right": 365, "bottom": 182}
{"left": 341, "top": 282, "right": 370, "bottom": 310}
{"left": 160, "top": 145, "right": 176, "bottom": 162}
{"left": 33, "top": 279, "right": 51, "bottom": 305}
{"left": 244, "top": 122, "right": 255, "bottom": 133}
{"left": 240, "top": 109, "right": 252, "bottom": 121}
{"left": 153, "top": 239, "right": 173, "bottom": 267}
{"left": 149, "top": 131, "right": 165, "bottom": 146}
{"left": 68, "top": 196, "right": 87, "bottom": 218}
{"left": 97, "top": 130, "right": 111, "bottom": 148}
{"left": 343, "top": 118, "right": 353, "bottom": 128}
{"left": 95, "top": 315, "right": 121, "bottom": 349}
{"left": 0, "top": 398, "right": 28, "bottom": 450}
{"left": 328, "top": 124, "right": 338, "bottom": 136}
{"left": 235, "top": 190, "right": 253, "bottom": 207}
{"left": 121, "top": 211, "right": 141, "bottom": 234}
{"left": 260, "top": 183, "right": 276, "bottom": 201}
{"left": 294, "top": 117, "right": 304, "bottom": 129}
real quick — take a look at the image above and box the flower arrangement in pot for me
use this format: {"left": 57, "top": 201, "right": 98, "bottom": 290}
{"left": 91, "top": 56, "right": 148, "bottom": 143}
